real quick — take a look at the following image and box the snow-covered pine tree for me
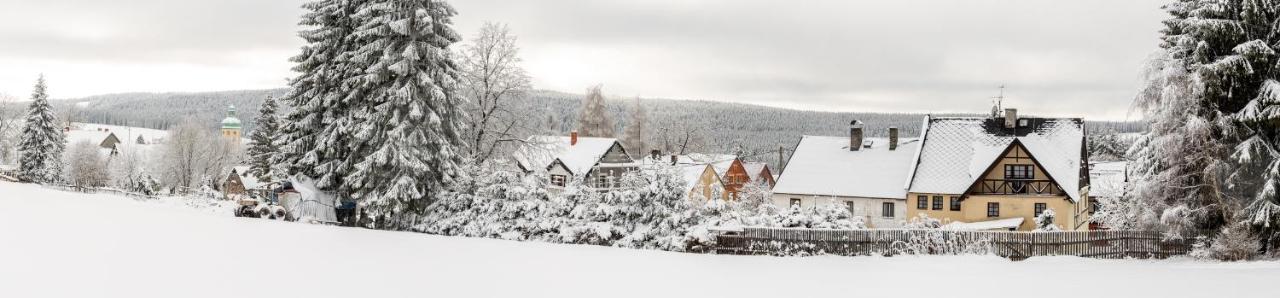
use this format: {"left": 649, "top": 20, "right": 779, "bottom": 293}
{"left": 341, "top": 0, "right": 468, "bottom": 229}
{"left": 246, "top": 95, "right": 281, "bottom": 183}
{"left": 16, "top": 75, "right": 65, "bottom": 184}
{"left": 278, "top": 0, "right": 365, "bottom": 192}
{"left": 1131, "top": 0, "right": 1280, "bottom": 255}
{"left": 622, "top": 97, "right": 647, "bottom": 155}
{"left": 576, "top": 85, "right": 615, "bottom": 137}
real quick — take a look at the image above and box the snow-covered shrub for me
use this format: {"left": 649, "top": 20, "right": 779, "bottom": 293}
{"left": 903, "top": 213, "right": 941, "bottom": 229}
{"left": 894, "top": 214, "right": 990, "bottom": 255}
{"left": 1192, "top": 224, "right": 1260, "bottom": 261}
{"left": 1034, "top": 208, "right": 1060, "bottom": 232}
{"left": 65, "top": 140, "right": 108, "bottom": 189}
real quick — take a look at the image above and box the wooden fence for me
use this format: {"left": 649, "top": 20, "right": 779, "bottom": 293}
{"left": 714, "top": 228, "right": 1190, "bottom": 259}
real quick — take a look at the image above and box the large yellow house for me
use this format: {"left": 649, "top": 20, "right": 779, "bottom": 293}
{"left": 905, "top": 110, "right": 1090, "bottom": 231}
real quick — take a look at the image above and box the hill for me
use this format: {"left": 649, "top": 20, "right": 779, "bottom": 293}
{"left": 52, "top": 89, "right": 1146, "bottom": 166}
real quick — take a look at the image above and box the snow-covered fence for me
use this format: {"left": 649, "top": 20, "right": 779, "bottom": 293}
{"left": 714, "top": 228, "right": 1190, "bottom": 259}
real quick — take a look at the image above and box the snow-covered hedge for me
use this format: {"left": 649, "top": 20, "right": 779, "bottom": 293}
{"left": 418, "top": 163, "right": 863, "bottom": 252}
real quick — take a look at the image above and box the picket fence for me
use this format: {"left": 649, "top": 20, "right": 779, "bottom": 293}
{"left": 714, "top": 228, "right": 1190, "bottom": 259}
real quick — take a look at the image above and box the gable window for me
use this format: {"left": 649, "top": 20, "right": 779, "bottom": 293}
{"left": 789, "top": 198, "right": 802, "bottom": 208}
{"left": 550, "top": 174, "right": 566, "bottom": 187}
{"left": 882, "top": 202, "right": 895, "bottom": 218}
{"left": 916, "top": 195, "right": 928, "bottom": 210}
{"left": 987, "top": 202, "right": 1000, "bottom": 217}
{"left": 1004, "top": 165, "right": 1034, "bottom": 180}
{"left": 1034, "top": 203, "right": 1047, "bottom": 217}
{"left": 950, "top": 197, "right": 961, "bottom": 211}
{"left": 931, "top": 196, "right": 943, "bottom": 210}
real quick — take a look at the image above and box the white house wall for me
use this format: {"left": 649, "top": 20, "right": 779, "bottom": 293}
{"left": 770, "top": 193, "right": 906, "bottom": 228}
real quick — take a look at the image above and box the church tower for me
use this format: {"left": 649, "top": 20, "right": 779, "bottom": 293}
{"left": 221, "top": 105, "right": 242, "bottom": 145}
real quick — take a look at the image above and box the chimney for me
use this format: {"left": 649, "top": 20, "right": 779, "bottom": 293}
{"left": 1004, "top": 108, "right": 1018, "bottom": 129}
{"left": 849, "top": 120, "right": 863, "bottom": 151}
{"left": 889, "top": 127, "right": 899, "bottom": 151}
{"left": 570, "top": 130, "right": 579, "bottom": 146}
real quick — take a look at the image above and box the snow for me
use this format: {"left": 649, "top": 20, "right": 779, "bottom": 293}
{"left": 943, "top": 217, "right": 1025, "bottom": 231}
{"left": 76, "top": 122, "right": 167, "bottom": 144}
{"left": 513, "top": 135, "right": 624, "bottom": 176}
{"left": 772, "top": 136, "right": 920, "bottom": 199}
{"left": 909, "top": 117, "right": 1085, "bottom": 202}
{"left": 1089, "top": 161, "right": 1128, "bottom": 198}
{"left": 2, "top": 181, "right": 1278, "bottom": 298}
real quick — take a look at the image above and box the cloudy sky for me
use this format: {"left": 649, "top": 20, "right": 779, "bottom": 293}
{"left": 0, "top": 0, "right": 1169, "bottom": 120}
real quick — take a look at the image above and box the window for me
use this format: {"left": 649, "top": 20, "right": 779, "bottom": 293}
{"left": 1004, "top": 165, "right": 1034, "bottom": 180}
{"left": 789, "top": 198, "right": 802, "bottom": 207}
{"left": 846, "top": 201, "right": 857, "bottom": 215}
{"left": 916, "top": 195, "right": 928, "bottom": 210}
{"left": 1034, "top": 203, "right": 1047, "bottom": 217}
{"left": 950, "top": 197, "right": 961, "bottom": 211}
{"left": 931, "top": 196, "right": 943, "bottom": 210}
{"left": 987, "top": 202, "right": 1000, "bottom": 217}
{"left": 550, "top": 174, "right": 566, "bottom": 187}
{"left": 882, "top": 202, "right": 895, "bottom": 218}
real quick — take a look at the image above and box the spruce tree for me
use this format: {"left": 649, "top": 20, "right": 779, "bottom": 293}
{"left": 16, "top": 75, "right": 65, "bottom": 184}
{"left": 622, "top": 97, "right": 647, "bottom": 155}
{"left": 279, "top": 0, "right": 365, "bottom": 191}
{"left": 577, "top": 85, "right": 615, "bottom": 137}
{"left": 1132, "top": 0, "right": 1280, "bottom": 253}
{"left": 341, "top": 0, "right": 468, "bottom": 229}
{"left": 247, "top": 95, "right": 281, "bottom": 182}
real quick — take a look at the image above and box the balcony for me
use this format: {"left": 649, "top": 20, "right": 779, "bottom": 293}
{"left": 974, "top": 179, "right": 1062, "bottom": 196}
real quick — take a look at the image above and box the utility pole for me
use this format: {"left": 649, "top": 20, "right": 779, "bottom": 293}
{"left": 777, "top": 146, "right": 786, "bottom": 174}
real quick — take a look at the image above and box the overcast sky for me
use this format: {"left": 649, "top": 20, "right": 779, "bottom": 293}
{"left": 0, "top": 0, "right": 1169, "bottom": 120}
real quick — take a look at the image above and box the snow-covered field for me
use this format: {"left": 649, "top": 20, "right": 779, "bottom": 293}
{"left": 0, "top": 181, "right": 1276, "bottom": 298}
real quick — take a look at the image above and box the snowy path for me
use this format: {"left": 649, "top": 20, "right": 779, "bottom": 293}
{"left": 0, "top": 181, "right": 1276, "bottom": 298}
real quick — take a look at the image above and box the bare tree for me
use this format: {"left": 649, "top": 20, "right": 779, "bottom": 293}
{"left": 458, "top": 22, "right": 533, "bottom": 164}
{"left": 658, "top": 123, "right": 706, "bottom": 155}
{"left": 0, "top": 92, "right": 21, "bottom": 165}
{"left": 157, "top": 119, "right": 241, "bottom": 193}
{"left": 577, "top": 85, "right": 615, "bottom": 138}
{"left": 66, "top": 140, "right": 108, "bottom": 189}
{"left": 622, "top": 97, "right": 648, "bottom": 155}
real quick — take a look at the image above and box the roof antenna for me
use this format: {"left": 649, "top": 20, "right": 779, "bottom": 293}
{"left": 990, "top": 84, "right": 1005, "bottom": 118}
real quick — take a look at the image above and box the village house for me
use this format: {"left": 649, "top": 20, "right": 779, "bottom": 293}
{"left": 770, "top": 121, "right": 919, "bottom": 228}
{"left": 704, "top": 155, "right": 752, "bottom": 199}
{"left": 742, "top": 161, "right": 776, "bottom": 189}
{"left": 223, "top": 166, "right": 270, "bottom": 200}
{"left": 905, "top": 109, "right": 1090, "bottom": 231}
{"left": 513, "top": 131, "right": 638, "bottom": 192}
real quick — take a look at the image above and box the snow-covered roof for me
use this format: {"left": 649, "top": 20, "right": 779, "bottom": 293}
{"left": 907, "top": 117, "right": 1085, "bottom": 202}
{"left": 680, "top": 164, "right": 711, "bottom": 190}
{"left": 772, "top": 136, "right": 920, "bottom": 199}
{"left": 64, "top": 130, "right": 115, "bottom": 147}
{"left": 76, "top": 123, "right": 167, "bottom": 144}
{"left": 231, "top": 166, "right": 266, "bottom": 190}
{"left": 512, "top": 136, "right": 625, "bottom": 176}
{"left": 1089, "top": 161, "right": 1127, "bottom": 198}
{"left": 671, "top": 153, "right": 737, "bottom": 173}
{"left": 742, "top": 162, "right": 769, "bottom": 181}
{"left": 943, "top": 217, "right": 1025, "bottom": 231}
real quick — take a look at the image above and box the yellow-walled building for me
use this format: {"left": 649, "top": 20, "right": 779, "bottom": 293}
{"left": 905, "top": 110, "right": 1090, "bottom": 231}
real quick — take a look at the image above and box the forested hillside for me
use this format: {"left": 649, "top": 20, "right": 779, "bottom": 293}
{"left": 50, "top": 88, "right": 1146, "bottom": 167}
